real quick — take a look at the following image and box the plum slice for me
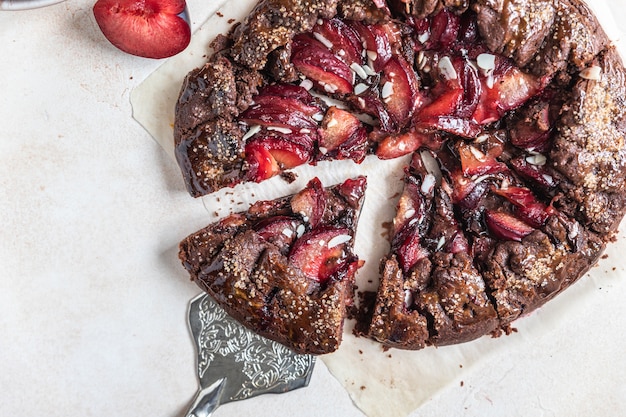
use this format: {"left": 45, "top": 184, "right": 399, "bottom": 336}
{"left": 319, "top": 106, "right": 363, "bottom": 151}
{"left": 457, "top": 142, "right": 507, "bottom": 176}
{"left": 493, "top": 186, "right": 550, "bottom": 228}
{"left": 348, "top": 21, "right": 393, "bottom": 72}
{"left": 254, "top": 215, "right": 304, "bottom": 255}
{"left": 375, "top": 129, "right": 439, "bottom": 160}
{"left": 318, "top": 106, "right": 369, "bottom": 162}
{"left": 472, "top": 55, "right": 543, "bottom": 124}
{"left": 241, "top": 99, "right": 319, "bottom": 130}
{"left": 244, "top": 131, "right": 314, "bottom": 182}
{"left": 312, "top": 18, "right": 364, "bottom": 66}
{"left": 257, "top": 83, "right": 318, "bottom": 105}
{"left": 427, "top": 8, "right": 461, "bottom": 50}
{"left": 290, "top": 177, "right": 327, "bottom": 228}
{"left": 485, "top": 210, "right": 535, "bottom": 242}
{"left": 509, "top": 155, "right": 559, "bottom": 192}
{"left": 380, "top": 56, "right": 421, "bottom": 128}
{"left": 291, "top": 34, "right": 354, "bottom": 95}
{"left": 289, "top": 227, "right": 355, "bottom": 283}
{"left": 244, "top": 141, "right": 280, "bottom": 182}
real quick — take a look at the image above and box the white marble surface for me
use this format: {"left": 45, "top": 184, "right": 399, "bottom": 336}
{"left": 1, "top": 1, "right": 626, "bottom": 417}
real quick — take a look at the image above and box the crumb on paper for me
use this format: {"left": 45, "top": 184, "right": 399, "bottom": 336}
{"left": 460, "top": 381, "right": 464, "bottom": 387}
{"left": 360, "top": 385, "right": 366, "bottom": 391}
{"left": 228, "top": 18, "right": 236, "bottom": 24}
{"left": 216, "top": 11, "right": 223, "bottom": 17}
{"left": 281, "top": 171, "right": 297, "bottom": 183}
{"left": 380, "top": 221, "right": 392, "bottom": 239}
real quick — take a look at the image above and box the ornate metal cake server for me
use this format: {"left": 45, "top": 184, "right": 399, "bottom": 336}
{"left": 184, "top": 293, "right": 316, "bottom": 417}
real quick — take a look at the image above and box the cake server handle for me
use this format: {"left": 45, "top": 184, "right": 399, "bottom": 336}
{"left": 184, "top": 377, "right": 227, "bottom": 417}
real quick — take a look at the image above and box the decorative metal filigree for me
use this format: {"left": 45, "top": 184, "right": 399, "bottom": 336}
{"left": 188, "top": 294, "right": 315, "bottom": 403}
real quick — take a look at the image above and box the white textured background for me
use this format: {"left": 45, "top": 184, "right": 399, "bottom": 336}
{"left": 1, "top": 1, "right": 626, "bottom": 416}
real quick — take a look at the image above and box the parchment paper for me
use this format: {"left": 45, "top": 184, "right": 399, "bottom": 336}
{"left": 130, "top": 1, "right": 626, "bottom": 416}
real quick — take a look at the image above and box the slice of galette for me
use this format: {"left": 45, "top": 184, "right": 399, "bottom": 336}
{"left": 367, "top": 144, "right": 605, "bottom": 349}
{"left": 178, "top": 176, "right": 366, "bottom": 354}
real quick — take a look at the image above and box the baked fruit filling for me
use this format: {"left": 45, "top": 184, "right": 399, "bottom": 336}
{"left": 232, "top": 9, "right": 552, "bottom": 184}
{"left": 175, "top": 0, "right": 626, "bottom": 353}
{"left": 178, "top": 177, "right": 366, "bottom": 354}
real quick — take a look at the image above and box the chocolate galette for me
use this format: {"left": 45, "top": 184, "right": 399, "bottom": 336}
{"left": 175, "top": 0, "right": 626, "bottom": 353}
{"left": 179, "top": 177, "right": 366, "bottom": 354}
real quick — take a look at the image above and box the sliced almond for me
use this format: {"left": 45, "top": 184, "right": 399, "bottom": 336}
{"left": 526, "top": 153, "right": 547, "bottom": 166}
{"left": 580, "top": 65, "right": 602, "bottom": 81}
{"left": 313, "top": 32, "right": 334, "bottom": 49}
{"left": 477, "top": 53, "right": 495, "bottom": 73}
{"left": 381, "top": 81, "right": 394, "bottom": 99}
{"left": 350, "top": 62, "right": 368, "bottom": 80}
{"left": 354, "top": 83, "right": 368, "bottom": 95}
{"left": 267, "top": 126, "right": 292, "bottom": 134}
{"left": 299, "top": 79, "right": 314, "bottom": 91}
{"left": 327, "top": 234, "right": 351, "bottom": 248}
{"left": 241, "top": 124, "right": 261, "bottom": 141}
{"left": 438, "top": 56, "right": 457, "bottom": 80}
